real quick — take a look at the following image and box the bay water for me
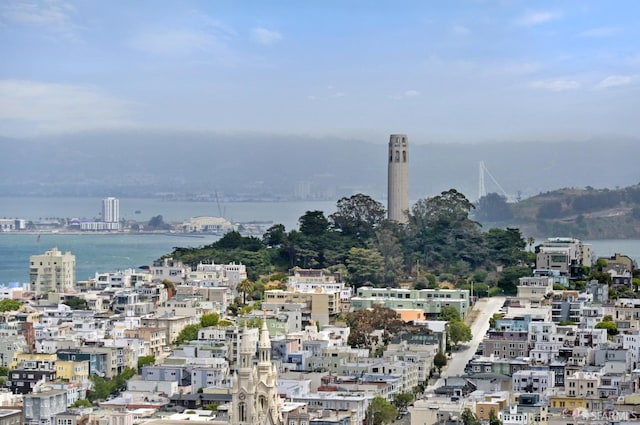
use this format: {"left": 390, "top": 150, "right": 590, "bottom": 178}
{"left": 1, "top": 197, "right": 639, "bottom": 285}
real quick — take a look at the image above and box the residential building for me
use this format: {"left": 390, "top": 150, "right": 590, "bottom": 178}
{"left": 29, "top": 247, "right": 76, "bottom": 293}
{"left": 535, "top": 237, "right": 592, "bottom": 275}
{"left": 483, "top": 331, "right": 529, "bottom": 359}
{"left": 0, "top": 410, "right": 20, "bottom": 425}
{"left": 23, "top": 389, "right": 68, "bottom": 425}
{"left": 102, "top": 197, "right": 119, "bottom": 224}
{"left": 512, "top": 369, "right": 555, "bottom": 394}
{"left": 352, "top": 287, "right": 470, "bottom": 319}
{"left": 517, "top": 276, "right": 553, "bottom": 306}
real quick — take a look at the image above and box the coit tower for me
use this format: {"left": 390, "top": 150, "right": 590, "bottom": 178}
{"left": 387, "top": 134, "right": 409, "bottom": 223}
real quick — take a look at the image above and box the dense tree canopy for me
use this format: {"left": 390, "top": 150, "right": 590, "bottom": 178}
{"left": 0, "top": 299, "right": 22, "bottom": 312}
{"left": 62, "top": 296, "right": 88, "bottom": 310}
{"left": 369, "top": 396, "right": 397, "bottom": 425}
{"left": 329, "top": 193, "right": 386, "bottom": 243}
{"left": 167, "top": 189, "right": 531, "bottom": 298}
{"left": 448, "top": 320, "right": 473, "bottom": 347}
{"left": 345, "top": 305, "right": 406, "bottom": 349}
{"left": 173, "top": 324, "right": 201, "bottom": 345}
{"left": 475, "top": 193, "right": 513, "bottom": 222}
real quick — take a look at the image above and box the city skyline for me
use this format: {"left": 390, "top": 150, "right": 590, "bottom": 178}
{"left": 2, "top": 1, "right": 640, "bottom": 143}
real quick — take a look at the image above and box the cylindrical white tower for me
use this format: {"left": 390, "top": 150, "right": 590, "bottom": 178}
{"left": 387, "top": 134, "right": 409, "bottom": 223}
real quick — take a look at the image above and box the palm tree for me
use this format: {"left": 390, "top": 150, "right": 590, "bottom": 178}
{"left": 237, "top": 279, "right": 254, "bottom": 305}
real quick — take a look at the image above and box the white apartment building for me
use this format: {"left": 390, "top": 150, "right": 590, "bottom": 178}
{"left": 29, "top": 247, "right": 76, "bottom": 293}
{"left": 186, "top": 262, "right": 247, "bottom": 289}
{"left": 102, "top": 197, "right": 120, "bottom": 223}
{"left": 565, "top": 371, "right": 601, "bottom": 398}
{"left": 512, "top": 369, "right": 555, "bottom": 394}
{"left": 93, "top": 269, "right": 152, "bottom": 289}
{"left": 289, "top": 269, "right": 353, "bottom": 305}
{"left": 517, "top": 276, "right": 554, "bottom": 305}
{"left": 536, "top": 237, "right": 592, "bottom": 274}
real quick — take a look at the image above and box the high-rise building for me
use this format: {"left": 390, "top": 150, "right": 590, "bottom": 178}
{"left": 102, "top": 197, "right": 120, "bottom": 223}
{"left": 29, "top": 247, "right": 76, "bottom": 294}
{"left": 387, "top": 134, "right": 409, "bottom": 223}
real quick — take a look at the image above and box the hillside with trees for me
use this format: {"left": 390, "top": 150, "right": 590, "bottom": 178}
{"left": 474, "top": 184, "right": 640, "bottom": 239}
{"left": 166, "top": 190, "right": 534, "bottom": 296}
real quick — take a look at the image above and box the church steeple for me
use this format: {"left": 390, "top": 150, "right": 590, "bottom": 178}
{"left": 231, "top": 320, "right": 282, "bottom": 425}
{"left": 239, "top": 323, "right": 254, "bottom": 371}
{"left": 258, "top": 318, "right": 271, "bottom": 365}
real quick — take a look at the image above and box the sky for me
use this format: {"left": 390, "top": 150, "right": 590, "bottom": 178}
{"left": 1, "top": 0, "right": 640, "bottom": 143}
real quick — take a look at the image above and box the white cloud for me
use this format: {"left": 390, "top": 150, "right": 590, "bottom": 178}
{"left": 0, "top": 0, "right": 79, "bottom": 38}
{"left": 0, "top": 80, "right": 132, "bottom": 133}
{"left": 250, "top": 27, "right": 282, "bottom": 46}
{"left": 577, "top": 26, "right": 621, "bottom": 38}
{"left": 530, "top": 79, "right": 580, "bottom": 91}
{"left": 516, "top": 10, "right": 561, "bottom": 27}
{"left": 451, "top": 25, "right": 470, "bottom": 36}
{"left": 390, "top": 89, "right": 420, "bottom": 100}
{"left": 595, "top": 75, "right": 635, "bottom": 90}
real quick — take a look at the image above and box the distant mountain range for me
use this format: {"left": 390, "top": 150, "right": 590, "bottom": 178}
{"left": 1, "top": 131, "right": 639, "bottom": 202}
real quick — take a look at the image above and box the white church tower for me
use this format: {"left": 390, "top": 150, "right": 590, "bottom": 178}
{"left": 231, "top": 322, "right": 282, "bottom": 425}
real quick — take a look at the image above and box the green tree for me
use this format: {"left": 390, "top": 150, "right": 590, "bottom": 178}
{"left": 237, "top": 279, "right": 255, "bottom": 305}
{"left": 299, "top": 210, "right": 330, "bottom": 238}
{"left": 346, "top": 247, "right": 383, "bottom": 288}
{"left": 462, "top": 408, "right": 482, "bottom": 425}
{"left": 489, "top": 313, "right": 502, "bottom": 329}
{"left": 595, "top": 317, "right": 618, "bottom": 337}
{"left": 262, "top": 223, "right": 288, "bottom": 247}
{"left": 173, "top": 324, "right": 201, "bottom": 345}
{"left": 439, "top": 306, "right": 461, "bottom": 322}
{"left": 485, "top": 228, "right": 527, "bottom": 266}
{"left": 475, "top": 193, "right": 513, "bottom": 222}
{"left": 137, "top": 355, "right": 155, "bottom": 371}
{"left": 489, "top": 409, "right": 503, "bottom": 425}
{"left": 497, "top": 266, "right": 531, "bottom": 295}
{"left": 407, "top": 189, "right": 485, "bottom": 272}
{"left": 200, "top": 313, "right": 220, "bottom": 327}
{"left": 88, "top": 367, "right": 135, "bottom": 401}
{"left": 434, "top": 350, "right": 447, "bottom": 374}
{"left": 62, "top": 296, "right": 88, "bottom": 310}
{"left": 162, "top": 279, "right": 176, "bottom": 295}
{"left": 345, "top": 305, "right": 406, "bottom": 349}
{"left": 372, "top": 224, "right": 404, "bottom": 287}
{"left": 447, "top": 320, "right": 472, "bottom": 348}
{"left": 0, "top": 299, "right": 22, "bottom": 312}
{"left": 369, "top": 396, "right": 397, "bottom": 425}
{"left": 71, "top": 399, "right": 92, "bottom": 408}
{"left": 392, "top": 392, "right": 414, "bottom": 411}
{"left": 329, "top": 193, "right": 386, "bottom": 242}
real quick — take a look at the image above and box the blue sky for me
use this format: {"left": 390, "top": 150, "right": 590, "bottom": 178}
{"left": 1, "top": 0, "right": 640, "bottom": 143}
